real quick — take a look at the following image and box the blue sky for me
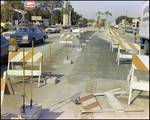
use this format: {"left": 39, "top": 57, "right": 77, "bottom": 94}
{"left": 70, "top": 1, "right": 144, "bottom": 23}
{"left": 1, "top": 1, "right": 144, "bottom": 23}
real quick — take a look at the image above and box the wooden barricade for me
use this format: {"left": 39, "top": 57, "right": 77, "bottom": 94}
{"left": 127, "top": 54, "right": 149, "bottom": 105}
{"left": 116, "top": 43, "right": 141, "bottom": 65}
{"left": 7, "top": 51, "right": 43, "bottom": 87}
{"left": 59, "top": 33, "right": 74, "bottom": 47}
{"left": 110, "top": 37, "right": 126, "bottom": 52}
{"left": 1, "top": 77, "right": 6, "bottom": 107}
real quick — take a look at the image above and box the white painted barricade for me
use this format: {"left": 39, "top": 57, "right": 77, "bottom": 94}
{"left": 80, "top": 93, "right": 101, "bottom": 111}
{"left": 1, "top": 77, "right": 6, "bottom": 107}
{"left": 116, "top": 43, "right": 141, "bottom": 65}
{"left": 110, "top": 37, "right": 126, "bottom": 52}
{"left": 7, "top": 51, "right": 43, "bottom": 87}
{"left": 59, "top": 33, "right": 74, "bottom": 47}
{"left": 127, "top": 54, "right": 149, "bottom": 105}
{"left": 107, "top": 29, "right": 119, "bottom": 40}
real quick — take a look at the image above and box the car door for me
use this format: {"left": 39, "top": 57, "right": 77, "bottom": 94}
{"left": 37, "top": 28, "right": 44, "bottom": 40}
{"left": 34, "top": 28, "right": 40, "bottom": 41}
{"left": 1, "top": 35, "right": 9, "bottom": 58}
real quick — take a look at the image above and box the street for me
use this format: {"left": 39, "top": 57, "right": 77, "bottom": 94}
{"left": 1, "top": 29, "right": 149, "bottom": 119}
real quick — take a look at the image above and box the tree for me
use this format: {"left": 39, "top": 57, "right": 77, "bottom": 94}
{"left": 103, "top": 11, "right": 112, "bottom": 28}
{"left": 115, "top": 16, "right": 135, "bottom": 24}
{"left": 95, "top": 11, "right": 103, "bottom": 24}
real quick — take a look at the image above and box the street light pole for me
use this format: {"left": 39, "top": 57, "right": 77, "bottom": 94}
{"left": 51, "top": 1, "right": 53, "bottom": 26}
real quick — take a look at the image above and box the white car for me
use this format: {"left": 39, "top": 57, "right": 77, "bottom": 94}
{"left": 114, "top": 25, "right": 119, "bottom": 29}
{"left": 45, "top": 26, "right": 60, "bottom": 33}
{"left": 1, "top": 27, "right": 19, "bottom": 37}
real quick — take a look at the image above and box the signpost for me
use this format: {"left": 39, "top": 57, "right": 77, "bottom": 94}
{"left": 15, "top": 20, "right": 18, "bottom": 26}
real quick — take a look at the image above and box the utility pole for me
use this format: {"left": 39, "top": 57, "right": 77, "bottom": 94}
{"left": 24, "top": 1, "right": 26, "bottom": 26}
{"left": 51, "top": 1, "right": 53, "bottom": 26}
{"left": 124, "top": 11, "right": 127, "bottom": 31}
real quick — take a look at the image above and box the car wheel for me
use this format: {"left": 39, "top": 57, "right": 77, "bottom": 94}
{"left": 1, "top": 27, "right": 3, "bottom": 33}
{"left": 29, "top": 38, "right": 35, "bottom": 47}
{"left": 3, "top": 55, "right": 8, "bottom": 65}
{"left": 41, "top": 37, "right": 45, "bottom": 43}
{"left": 144, "top": 40, "right": 149, "bottom": 55}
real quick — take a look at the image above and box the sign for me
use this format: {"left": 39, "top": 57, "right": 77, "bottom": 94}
{"left": 24, "top": 1, "right": 35, "bottom": 10}
{"left": 15, "top": 20, "right": 18, "bottom": 26}
{"left": 132, "top": 19, "right": 139, "bottom": 23}
{"left": 31, "top": 16, "right": 42, "bottom": 20}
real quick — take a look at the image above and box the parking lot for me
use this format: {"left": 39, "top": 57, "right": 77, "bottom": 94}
{"left": 1, "top": 28, "right": 149, "bottom": 119}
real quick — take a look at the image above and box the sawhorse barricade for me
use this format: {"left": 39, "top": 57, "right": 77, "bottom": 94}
{"left": 110, "top": 37, "right": 126, "bottom": 52}
{"left": 116, "top": 43, "right": 141, "bottom": 65}
{"left": 1, "top": 77, "right": 6, "bottom": 107}
{"left": 79, "top": 88, "right": 143, "bottom": 113}
{"left": 7, "top": 51, "right": 44, "bottom": 87}
{"left": 59, "top": 33, "right": 74, "bottom": 47}
{"left": 127, "top": 54, "right": 149, "bottom": 105}
{"left": 107, "top": 29, "right": 119, "bottom": 39}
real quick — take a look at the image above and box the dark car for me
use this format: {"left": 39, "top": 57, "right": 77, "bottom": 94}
{"left": 5, "top": 27, "right": 48, "bottom": 47}
{"left": 1, "top": 35, "right": 10, "bottom": 64}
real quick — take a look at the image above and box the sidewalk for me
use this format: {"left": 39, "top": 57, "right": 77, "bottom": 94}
{"left": 1, "top": 29, "right": 149, "bottom": 119}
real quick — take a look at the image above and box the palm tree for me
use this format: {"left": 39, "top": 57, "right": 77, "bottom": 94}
{"left": 104, "top": 11, "right": 112, "bottom": 28}
{"left": 95, "top": 11, "right": 103, "bottom": 24}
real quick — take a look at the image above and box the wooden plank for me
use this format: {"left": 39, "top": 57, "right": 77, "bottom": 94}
{"left": 7, "top": 70, "right": 41, "bottom": 76}
{"left": 132, "top": 81, "right": 149, "bottom": 91}
{"left": 60, "top": 41, "right": 73, "bottom": 43}
{"left": 105, "top": 92, "right": 124, "bottom": 111}
{"left": 79, "top": 108, "right": 143, "bottom": 113}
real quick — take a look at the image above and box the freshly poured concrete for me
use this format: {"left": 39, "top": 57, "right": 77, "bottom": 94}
{"left": 1, "top": 29, "right": 149, "bottom": 119}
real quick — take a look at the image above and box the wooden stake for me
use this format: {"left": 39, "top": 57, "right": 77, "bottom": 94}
{"left": 22, "top": 47, "right": 25, "bottom": 113}
{"left": 49, "top": 38, "right": 52, "bottom": 78}
{"left": 30, "top": 42, "right": 33, "bottom": 108}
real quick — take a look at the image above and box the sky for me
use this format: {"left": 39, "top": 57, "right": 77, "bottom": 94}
{"left": 70, "top": 1, "right": 144, "bottom": 23}
{"left": 1, "top": 1, "right": 144, "bottom": 23}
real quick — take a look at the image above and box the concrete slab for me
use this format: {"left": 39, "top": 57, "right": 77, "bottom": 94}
{"left": 82, "top": 43, "right": 86, "bottom": 46}
{"left": 77, "top": 48, "right": 83, "bottom": 52}
{"left": 12, "top": 103, "right": 42, "bottom": 119}
{"left": 46, "top": 77, "right": 57, "bottom": 84}
{"left": 86, "top": 40, "right": 90, "bottom": 42}
{"left": 63, "top": 59, "right": 72, "bottom": 64}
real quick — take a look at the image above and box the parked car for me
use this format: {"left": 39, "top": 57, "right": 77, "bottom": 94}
{"left": 45, "top": 26, "right": 60, "bottom": 33}
{"left": 1, "top": 35, "right": 10, "bottom": 64}
{"left": 1, "top": 27, "right": 19, "bottom": 37}
{"left": 114, "top": 25, "right": 119, "bottom": 29}
{"left": 70, "top": 25, "right": 79, "bottom": 32}
{"left": 5, "top": 27, "right": 48, "bottom": 47}
{"left": 125, "top": 26, "right": 133, "bottom": 33}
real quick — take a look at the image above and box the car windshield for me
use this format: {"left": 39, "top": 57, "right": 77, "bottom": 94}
{"left": 15, "top": 28, "right": 35, "bottom": 33}
{"left": 49, "top": 26, "right": 56, "bottom": 28}
{"left": 8, "top": 27, "right": 17, "bottom": 31}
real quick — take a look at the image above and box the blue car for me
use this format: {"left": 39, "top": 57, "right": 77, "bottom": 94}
{"left": 5, "top": 27, "right": 48, "bottom": 47}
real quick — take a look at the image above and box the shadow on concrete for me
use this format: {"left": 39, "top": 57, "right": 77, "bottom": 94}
{"left": 130, "top": 91, "right": 149, "bottom": 105}
{"left": 38, "top": 109, "right": 64, "bottom": 119}
{"left": 1, "top": 113, "right": 12, "bottom": 119}
{"left": 18, "top": 40, "right": 53, "bottom": 48}
{"left": 47, "top": 97, "right": 72, "bottom": 112}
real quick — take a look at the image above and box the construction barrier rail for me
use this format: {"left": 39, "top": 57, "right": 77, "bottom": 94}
{"left": 116, "top": 43, "right": 141, "bottom": 65}
{"left": 110, "top": 37, "right": 126, "bottom": 52}
{"left": 127, "top": 54, "right": 149, "bottom": 105}
{"left": 7, "top": 51, "right": 43, "bottom": 87}
{"left": 1, "top": 77, "right": 6, "bottom": 107}
{"left": 59, "top": 33, "right": 74, "bottom": 47}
